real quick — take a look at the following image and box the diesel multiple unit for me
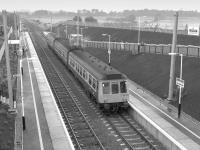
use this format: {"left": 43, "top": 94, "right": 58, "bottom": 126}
{"left": 44, "top": 32, "right": 129, "bottom": 111}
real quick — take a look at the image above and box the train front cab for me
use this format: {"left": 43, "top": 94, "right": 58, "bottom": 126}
{"left": 98, "top": 80, "right": 129, "bottom": 111}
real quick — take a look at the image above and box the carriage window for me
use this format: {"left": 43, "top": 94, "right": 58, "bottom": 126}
{"left": 102, "top": 82, "right": 110, "bottom": 94}
{"left": 83, "top": 69, "right": 86, "bottom": 78}
{"left": 112, "top": 82, "right": 119, "bottom": 94}
{"left": 120, "top": 81, "right": 127, "bottom": 93}
{"left": 80, "top": 67, "right": 83, "bottom": 76}
{"left": 75, "top": 63, "right": 78, "bottom": 71}
{"left": 78, "top": 65, "right": 80, "bottom": 73}
{"left": 89, "top": 74, "right": 92, "bottom": 85}
{"left": 92, "top": 78, "right": 96, "bottom": 89}
{"left": 85, "top": 72, "right": 88, "bottom": 80}
{"left": 71, "top": 60, "right": 75, "bottom": 67}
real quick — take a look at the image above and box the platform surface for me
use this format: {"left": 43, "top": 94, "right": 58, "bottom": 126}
{"left": 15, "top": 32, "right": 75, "bottom": 150}
{"left": 128, "top": 80, "right": 200, "bottom": 150}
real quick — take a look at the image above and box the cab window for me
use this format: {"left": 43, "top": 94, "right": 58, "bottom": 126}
{"left": 120, "top": 81, "right": 127, "bottom": 93}
{"left": 102, "top": 82, "right": 110, "bottom": 94}
{"left": 112, "top": 82, "right": 119, "bottom": 94}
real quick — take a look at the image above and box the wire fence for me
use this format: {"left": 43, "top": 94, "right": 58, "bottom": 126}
{"left": 83, "top": 40, "right": 200, "bottom": 58}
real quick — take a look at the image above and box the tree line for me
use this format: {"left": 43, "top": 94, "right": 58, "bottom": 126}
{"left": 18, "top": 9, "right": 200, "bottom": 18}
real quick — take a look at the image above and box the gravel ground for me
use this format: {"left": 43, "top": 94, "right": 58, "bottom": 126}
{"left": 0, "top": 103, "right": 15, "bottom": 150}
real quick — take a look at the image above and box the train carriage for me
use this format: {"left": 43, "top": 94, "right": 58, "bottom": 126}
{"left": 44, "top": 32, "right": 129, "bottom": 112}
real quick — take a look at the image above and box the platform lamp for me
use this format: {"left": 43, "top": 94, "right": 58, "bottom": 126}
{"left": 102, "top": 33, "right": 111, "bottom": 65}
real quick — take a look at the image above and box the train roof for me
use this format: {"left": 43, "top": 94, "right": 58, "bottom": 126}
{"left": 45, "top": 32, "right": 127, "bottom": 80}
{"left": 71, "top": 50, "right": 127, "bottom": 80}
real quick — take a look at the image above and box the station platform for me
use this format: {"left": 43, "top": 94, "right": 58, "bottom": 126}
{"left": 14, "top": 32, "right": 75, "bottom": 150}
{"left": 128, "top": 80, "right": 200, "bottom": 150}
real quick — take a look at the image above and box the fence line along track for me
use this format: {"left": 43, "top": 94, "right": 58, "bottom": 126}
{"left": 29, "top": 31, "right": 105, "bottom": 150}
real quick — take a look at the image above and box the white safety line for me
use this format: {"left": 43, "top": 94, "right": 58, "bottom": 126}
{"left": 20, "top": 59, "right": 25, "bottom": 117}
{"left": 27, "top": 55, "right": 44, "bottom": 150}
{"left": 129, "top": 89, "right": 200, "bottom": 140}
{"left": 20, "top": 59, "right": 24, "bottom": 150}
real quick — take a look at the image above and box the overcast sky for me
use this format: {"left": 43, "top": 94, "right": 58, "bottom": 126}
{"left": 1, "top": 0, "right": 200, "bottom": 12}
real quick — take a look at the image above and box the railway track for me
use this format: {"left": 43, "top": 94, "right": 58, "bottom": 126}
{"left": 105, "top": 113, "right": 164, "bottom": 150}
{"left": 29, "top": 32, "right": 105, "bottom": 150}
{"left": 26, "top": 21, "right": 166, "bottom": 150}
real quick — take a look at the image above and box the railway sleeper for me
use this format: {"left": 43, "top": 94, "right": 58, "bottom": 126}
{"left": 68, "top": 118, "right": 85, "bottom": 124}
{"left": 74, "top": 131, "right": 93, "bottom": 138}
{"left": 78, "top": 138, "right": 99, "bottom": 146}
{"left": 80, "top": 145, "right": 103, "bottom": 150}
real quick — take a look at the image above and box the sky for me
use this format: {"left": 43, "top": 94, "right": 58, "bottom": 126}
{"left": 1, "top": 0, "right": 200, "bottom": 12}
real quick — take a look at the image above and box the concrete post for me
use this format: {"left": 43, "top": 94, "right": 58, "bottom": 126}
{"left": 168, "top": 12, "right": 179, "bottom": 101}
{"left": 14, "top": 11, "right": 17, "bottom": 39}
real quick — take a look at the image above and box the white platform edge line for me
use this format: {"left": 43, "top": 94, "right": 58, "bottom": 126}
{"left": 25, "top": 32, "right": 75, "bottom": 150}
{"left": 26, "top": 33, "right": 44, "bottom": 150}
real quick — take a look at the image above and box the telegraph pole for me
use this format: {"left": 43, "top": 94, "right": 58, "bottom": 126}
{"left": 65, "top": 24, "right": 68, "bottom": 39}
{"left": 137, "top": 16, "right": 141, "bottom": 53}
{"left": 3, "top": 10, "right": 13, "bottom": 109}
{"left": 14, "top": 11, "right": 17, "bottom": 39}
{"left": 168, "top": 12, "right": 179, "bottom": 101}
{"left": 50, "top": 16, "right": 52, "bottom": 32}
{"left": 76, "top": 15, "right": 79, "bottom": 46}
{"left": 137, "top": 16, "right": 141, "bottom": 44}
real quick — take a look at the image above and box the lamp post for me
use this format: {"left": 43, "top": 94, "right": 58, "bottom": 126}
{"left": 102, "top": 33, "right": 111, "bottom": 65}
{"left": 50, "top": 15, "right": 52, "bottom": 32}
{"left": 138, "top": 16, "right": 141, "bottom": 45}
{"left": 169, "top": 53, "right": 184, "bottom": 118}
{"left": 80, "top": 27, "right": 88, "bottom": 48}
{"left": 65, "top": 24, "right": 68, "bottom": 39}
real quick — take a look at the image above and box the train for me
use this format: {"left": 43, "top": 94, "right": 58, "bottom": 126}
{"left": 43, "top": 32, "right": 129, "bottom": 112}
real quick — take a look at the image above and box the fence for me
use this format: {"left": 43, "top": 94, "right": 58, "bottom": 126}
{"left": 83, "top": 40, "right": 200, "bottom": 58}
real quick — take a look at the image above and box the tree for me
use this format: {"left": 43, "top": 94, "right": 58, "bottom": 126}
{"left": 72, "top": 16, "right": 82, "bottom": 22}
{"left": 85, "top": 16, "right": 98, "bottom": 23}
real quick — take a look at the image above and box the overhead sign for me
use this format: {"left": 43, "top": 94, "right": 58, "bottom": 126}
{"left": 176, "top": 77, "right": 184, "bottom": 88}
{"left": 8, "top": 40, "right": 20, "bottom": 44}
{"left": 188, "top": 26, "right": 199, "bottom": 36}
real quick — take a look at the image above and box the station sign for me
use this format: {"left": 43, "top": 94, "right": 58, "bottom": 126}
{"left": 108, "top": 49, "right": 111, "bottom": 54}
{"left": 176, "top": 77, "right": 184, "bottom": 88}
{"left": 188, "top": 26, "right": 199, "bottom": 36}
